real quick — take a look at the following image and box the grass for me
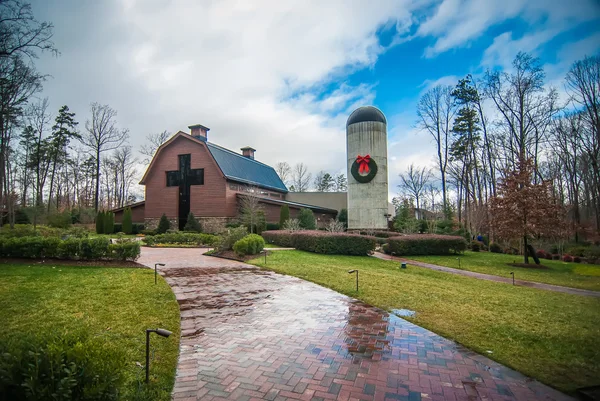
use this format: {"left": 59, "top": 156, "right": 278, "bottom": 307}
{"left": 249, "top": 250, "right": 600, "bottom": 394}
{"left": 407, "top": 251, "right": 600, "bottom": 291}
{"left": 0, "top": 264, "right": 180, "bottom": 400}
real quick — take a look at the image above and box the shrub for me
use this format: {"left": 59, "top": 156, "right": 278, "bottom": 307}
{"left": 566, "top": 246, "right": 587, "bottom": 257}
{"left": 113, "top": 223, "right": 122, "bottom": 233}
{"left": 108, "top": 241, "right": 141, "bottom": 261}
{"left": 65, "top": 226, "right": 90, "bottom": 238}
{"left": 131, "top": 223, "right": 144, "bottom": 235}
{"left": 266, "top": 223, "right": 279, "bottom": 231}
{"left": 233, "top": 234, "right": 265, "bottom": 256}
{"left": 0, "top": 224, "right": 37, "bottom": 238}
{"left": 156, "top": 214, "right": 171, "bottom": 234}
{"left": 0, "top": 332, "right": 125, "bottom": 400}
{"left": 122, "top": 207, "right": 133, "bottom": 234}
{"left": 298, "top": 208, "right": 316, "bottom": 230}
{"left": 552, "top": 254, "right": 561, "bottom": 260}
{"left": 283, "top": 218, "right": 301, "bottom": 231}
{"left": 387, "top": 235, "right": 467, "bottom": 256}
{"left": 140, "top": 229, "right": 156, "bottom": 236}
{"left": 80, "top": 238, "right": 111, "bottom": 260}
{"left": 261, "top": 230, "right": 376, "bottom": 256}
{"left": 183, "top": 212, "right": 202, "bottom": 232}
{"left": 489, "top": 242, "right": 503, "bottom": 253}
{"left": 573, "top": 256, "right": 582, "bottom": 263}
{"left": 563, "top": 254, "right": 573, "bottom": 263}
{"left": 104, "top": 212, "right": 114, "bottom": 235}
{"left": 535, "top": 249, "right": 547, "bottom": 259}
{"left": 584, "top": 246, "right": 600, "bottom": 261}
{"left": 47, "top": 211, "right": 72, "bottom": 229}
{"left": 337, "top": 209, "right": 347, "bottom": 227}
{"left": 14, "top": 209, "right": 31, "bottom": 224}
{"left": 96, "top": 211, "right": 104, "bottom": 234}
{"left": 470, "top": 241, "right": 481, "bottom": 252}
{"left": 279, "top": 205, "right": 290, "bottom": 228}
{"left": 144, "top": 233, "right": 219, "bottom": 247}
{"left": 217, "top": 227, "right": 248, "bottom": 251}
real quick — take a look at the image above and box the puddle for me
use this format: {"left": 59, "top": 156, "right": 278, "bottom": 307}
{"left": 392, "top": 309, "right": 416, "bottom": 317}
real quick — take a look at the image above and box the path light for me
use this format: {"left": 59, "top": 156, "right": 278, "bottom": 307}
{"left": 456, "top": 257, "right": 461, "bottom": 268}
{"left": 401, "top": 262, "right": 407, "bottom": 269}
{"left": 154, "top": 263, "right": 165, "bottom": 284}
{"left": 348, "top": 269, "right": 359, "bottom": 292}
{"left": 263, "top": 250, "right": 267, "bottom": 265}
{"left": 510, "top": 272, "right": 515, "bottom": 285}
{"left": 146, "top": 328, "right": 172, "bottom": 383}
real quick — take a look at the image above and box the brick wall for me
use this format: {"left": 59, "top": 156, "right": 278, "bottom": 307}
{"left": 113, "top": 203, "right": 145, "bottom": 223}
{"left": 143, "top": 135, "right": 228, "bottom": 228}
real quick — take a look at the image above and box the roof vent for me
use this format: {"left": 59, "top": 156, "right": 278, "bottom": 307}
{"left": 241, "top": 146, "right": 256, "bottom": 160}
{"left": 189, "top": 124, "right": 210, "bottom": 141}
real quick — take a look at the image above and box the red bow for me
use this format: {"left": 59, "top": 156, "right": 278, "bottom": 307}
{"left": 356, "top": 154, "right": 371, "bottom": 174}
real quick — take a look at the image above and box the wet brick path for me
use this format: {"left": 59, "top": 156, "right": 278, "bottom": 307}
{"left": 138, "top": 248, "right": 571, "bottom": 401}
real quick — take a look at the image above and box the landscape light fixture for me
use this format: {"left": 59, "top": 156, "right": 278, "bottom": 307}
{"left": 510, "top": 272, "right": 515, "bottom": 286}
{"left": 456, "top": 257, "right": 461, "bottom": 268}
{"left": 263, "top": 250, "right": 267, "bottom": 264}
{"left": 348, "top": 269, "right": 359, "bottom": 292}
{"left": 154, "top": 263, "right": 165, "bottom": 284}
{"left": 145, "top": 328, "right": 172, "bottom": 383}
{"left": 401, "top": 262, "right": 407, "bottom": 269}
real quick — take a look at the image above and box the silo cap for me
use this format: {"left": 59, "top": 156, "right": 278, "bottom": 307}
{"left": 346, "top": 106, "right": 387, "bottom": 127}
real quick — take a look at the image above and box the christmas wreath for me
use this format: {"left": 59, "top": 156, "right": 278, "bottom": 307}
{"left": 351, "top": 154, "right": 378, "bottom": 183}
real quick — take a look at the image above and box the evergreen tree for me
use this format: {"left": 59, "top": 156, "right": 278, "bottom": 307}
{"left": 104, "top": 211, "right": 114, "bottom": 234}
{"left": 96, "top": 211, "right": 104, "bottom": 234}
{"left": 337, "top": 208, "right": 347, "bottom": 227}
{"left": 122, "top": 207, "right": 133, "bottom": 234}
{"left": 298, "top": 208, "right": 316, "bottom": 230}
{"left": 279, "top": 205, "right": 290, "bottom": 228}
{"left": 184, "top": 212, "right": 202, "bottom": 232}
{"left": 157, "top": 213, "right": 170, "bottom": 234}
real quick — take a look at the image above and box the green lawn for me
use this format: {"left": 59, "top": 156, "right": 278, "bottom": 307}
{"left": 407, "top": 251, "right": 600, "bottom": 291}
{"left": 249, "top": 250, "right": 600, "bottom": 394}
{"left": 0, "top": 264, "right": 180, "bottom": 400}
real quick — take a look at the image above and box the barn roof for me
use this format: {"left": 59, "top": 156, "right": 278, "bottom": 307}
{"left": 206, "top": 142, "right": 288, "bottom": 193}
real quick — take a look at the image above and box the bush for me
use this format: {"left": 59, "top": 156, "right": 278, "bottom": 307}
{"left": 184, "top": 212, "right": 202, "bottom": 232}
{"left": 233, "top": 234, "right": 265, "bottom": 256}
{"left": 552, "top": 254, "right": 561, "bottom": 260}
{"left": 113, "top": 223, "right": 122, "bottom": 233}
{"left": 108, "top": 241, "right": 141, "bottom": 261}
{"left": 0, "top": 332, "right": 125, "bottom": 400}
{"left": 562, "top": 254, "right": 573, "bottom": 263}
{"left": 566, "top": 246, "right": 587, "bottom": 257}
{"left": 144, "top": 233, "right": 219, "bottom": 247}
{"left": 337, "top": 209, "right": 347, "bottom": 227}
{"left": 298, "top": 208, "right": 316, "bottom": 230}
{"left": 266, "top": 223, "right": 279, "bottom": 231}
{"left": 217, "top": 227, "right": 248, "bottom": 251}
{"left": 122, "top": 207, "right": 133, "bottom": 234}
{"left": 14, "top": 209, "right": 31, "bottom": 224}
{"left": 535, "top": 249, "right": 547, "bottom": 259}
{"left": 131, "top": 223, "right": 144, "bottom": 235}
{"left": 140, "top": 229, "right": 156, "bottom": 236}
{"left": 104, "top": 212, "right": 114, "bottom": 235}
{"left": 279, "top": 205, "right": 290, "bottom": 228}
{"left": 261, "top": 230, "right": 376, "bottom": 256}
{"left": 489, "top": 242, "right": 503, "bottom": 253}
{"left": 156, "top": 214, "right": 170, "bottom": 234}
{"left": 470, "top": 241, "right": 481, "bottom": 252}
{"left": 573, "top": 256, "right": 582, "bottom": 263}
{"left": 47, "top": 211, "right": 72, "bottom": 229}
{"left": 387, "top": 235, "right": 467, "bottom": 256}
{"left": 584, "top": 246, "right": 600, "bottom": 261}
{"left": 545, "top": 253, "right": 553, "bottom": 260}
{"left": 0, "top": 236, "right": 139, "bottom": 261}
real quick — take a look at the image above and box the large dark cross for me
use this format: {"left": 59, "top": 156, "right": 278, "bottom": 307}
{"left": 166, "top": 154, "right": 204, "bottom": 230}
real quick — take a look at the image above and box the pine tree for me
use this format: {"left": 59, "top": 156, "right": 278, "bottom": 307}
{"left": 279, "top": 205, "right": 290, "bottom": 229}
{"left": 122, "top": 207, "right": 133, "bottom": 234}
{"left": 96, "top": 211, "right": 104, "bottom": 234}
{"left": 104, "top": 211, "right": 114, "bottom": 234}
{"left": 184, "top": 212, "right": 202, "bottom": 232}
{"left": 298, "top": 208, "right": 316, "bottom": 230}
{"left": 157, "top": 213, "right": 170, "bottom": 234}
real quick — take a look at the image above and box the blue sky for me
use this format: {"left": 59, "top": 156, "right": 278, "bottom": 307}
{"left": 32, "top": 0, "right": 600, "bottom": 199}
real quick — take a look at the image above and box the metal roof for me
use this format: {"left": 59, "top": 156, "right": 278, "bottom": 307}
{"left": 206, "top": 142, "right": 288, "bottom": 193}
{"left": 346, "top": 106, "right": 387, "bottom": 127}
{"left": 236, "top": 194, "right": 338, "bottom": 214}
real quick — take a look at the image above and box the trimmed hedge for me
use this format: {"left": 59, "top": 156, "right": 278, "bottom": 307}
{"left": 262, "top": 230, "right": 376, "bottom": 256}
{"left": 0, "top": 236, "right": 140, "bottom": 261}
{"left": 233, "top": 234, "right": 265, "bottom": 256}
{"left": 144, "top": 233, "right": 219, "bottom": 247}
{"left": 386, "top": 234, "right": 467, "bottom": 256}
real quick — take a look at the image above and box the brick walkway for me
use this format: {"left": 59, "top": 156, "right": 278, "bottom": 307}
{"left": 372, "top": 252, "right": 600, "bottom": 298}
{"left": 138, "top": 248, "right": 572, "bottom": 401}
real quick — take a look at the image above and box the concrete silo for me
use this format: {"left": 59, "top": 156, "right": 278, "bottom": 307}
{"left": 346, "top": 106, "right": 388, "bottom": 230}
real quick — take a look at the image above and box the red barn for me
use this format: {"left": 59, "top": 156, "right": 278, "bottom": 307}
{"left": 115, "top": 124, "right": 337, "bottom": 231}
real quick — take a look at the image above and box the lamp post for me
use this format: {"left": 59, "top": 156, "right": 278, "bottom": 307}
{"left": 456, "top": 258, "right": 461, "bottom": 268}
{"left": 154, "top": 263, "right": 165, "bottom": 284}
{"left": 146, "top": 328, "right": 172, "bottom": 383}
{"left": 510, "top": 272, "right": 515, "bottom": 285}
{"left": 348, "top": 269, "right": 358, "bottom": 292}
{"left": 263, "top": 250, "right": 267, "bottom": 264}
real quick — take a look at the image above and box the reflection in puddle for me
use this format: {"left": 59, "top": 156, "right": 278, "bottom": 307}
{"left": 392, "top": 308, "right": 416, "bottom": 317}
{"left": 343, "top": 301, "right": 392, "bottom": 359}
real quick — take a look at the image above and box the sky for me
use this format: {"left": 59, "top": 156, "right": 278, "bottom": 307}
{"left": 31, "top": 0, "right": 600, "bottom": 200}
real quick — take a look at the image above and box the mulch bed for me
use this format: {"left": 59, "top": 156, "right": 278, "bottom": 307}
{"left": 0, "top": 258, "right": 145, "bottom": 268}
{"left": 204, "top": 250, "right": 269, "bottom": 263}
{"left": 507, "top": 263, "right": 550, "bottom": 270}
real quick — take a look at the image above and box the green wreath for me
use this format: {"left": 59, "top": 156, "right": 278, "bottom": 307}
{"left": 351, "top": 158, "right": 378, "bottom": 183}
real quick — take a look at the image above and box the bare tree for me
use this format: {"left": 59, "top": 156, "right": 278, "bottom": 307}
{"left": 275, "top": 161, "right": 291, "bottom": 186}
{"left": 238, "top": 186, "right": 264, "bottom": 233}
{"left": 417, "top": 85, "right": 456, "bottom": 213}
{"left": 398, "top": 164, "right": 432, "bottom": 216}
{"left": 81, "top": 103, "right": 128, "bottom": 211}
{"left": 112, "top": 146, "right": 137, "bottom": 208}
{"left": 291, "top": 162, "right": 311, "bottom": 192}
{"left": 139, "top": 130, "right": 170, "bottom": 164}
